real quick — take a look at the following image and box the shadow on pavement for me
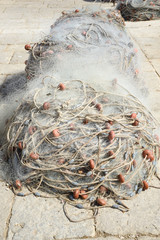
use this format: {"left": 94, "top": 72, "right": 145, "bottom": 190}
{"left": 0, "top": 72, "right": 27, "bottom": 99}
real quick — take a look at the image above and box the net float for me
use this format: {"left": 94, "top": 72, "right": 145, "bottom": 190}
{"left": 18, "top": 142, "right": 25, "bottom": 150}
{"left": 108, "top": 120, "right": 113, "bottom": 125}
{"left": 105, "top": 123, "right": 110, "bottom": 129}
{"left": 132, "top": 159, "right": 137, "bottom": 167}
{"left": 15, "top": 179, "right": 22, "bottom": 189}
{"left": 99, "top": 185, "right": 107, "bottom": 194}
{"left": 108, "top": 150, "right": 115, "bottom": 158}
{"left": 43, "top": 102, "right": 50, "bottom": 110}
{"left": 132, "top": 120, "right": 139, "bottom": 126}
{"left": 89, "top": 159, "right": 95, "bottom": 169}
{"left": 30, "top": 152, "right": 39, "bottom": 160}
{"left": 135, "top": 69, "right": 139, "bottom": 75}
{"left": 130, "top": 113, "right": 137, "bottom": 119}
{"left": 118, "top": 174, "right": 125, "bottom": 183}
{"left": 83, "top": 118, "right": 88, "bottom": 124}
{"left": 73, "top": 189, "right": 80, "bottom": 199}
{"left": 62, "top": 10, "right": 67, "bottom": 15}
{"left": 80, "top": 190, "right": 88, "bottom": 199}
{"left": 143, "top": 180, "right": 149, "bottom": 190}
{"left": 28, "top": 126, "right": 37, "bottom": 135}
{"left": 95, "top": 103, "right": 102, "bottom": 111}
{"left": 58, "top": 158, "right": 65, "bottom": 164}
{"left": 154, "top": 134, "right": 159, "bottom": 142}
{"left": 52, "top": 129, "right": 60, "bottom": 137}
{"left": 97, "top": 198, "right": 106, "bottom": 206}
{"left": 69, "top": 123, "right": 75, "bottom": 130}
{"left": 142, "top": 149, "right": 152, "bottom": 159}
{"left": 75, "top": 9, "right": 79, "bottom": 13}
{"left": 67, "top": 45, "right": 72, "bottom": 50}
{"left": 58, "top": 83, "right": 66, "bottom": 90}
{"left": 108, "top": 130, "right": 115, "bottom": 141}
{"left": 24, "top": 44, "right": 31, "bottom": 50}
{"left": 149, "top": 154, "right": 154, "bottom": 162}
{"left": 46, "top": 50, "right": 53, "bottom": 54}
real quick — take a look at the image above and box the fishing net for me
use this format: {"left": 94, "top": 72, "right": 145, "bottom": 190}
{"left": 117, "top": 0, "right": 160, "bottom": 21}
{"left": 6, "top": 79, "right": 160, "bottom": 212}
{"left": 25, "top": 8, "right": 139, "bottom": 81}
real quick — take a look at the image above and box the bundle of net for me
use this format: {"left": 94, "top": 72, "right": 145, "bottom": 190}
{"left": 117, "top": 0, "right": 160, "bottom": 21}
{"left": 24, "top": 7, "right": 139, "bottom": 82}
{"left": 6, "top": 79, "right": 160, "bottom": 212}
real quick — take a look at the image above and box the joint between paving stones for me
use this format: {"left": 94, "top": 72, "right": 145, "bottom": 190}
{"left": 4, "top": 195, "right": 15, "bottom": 240}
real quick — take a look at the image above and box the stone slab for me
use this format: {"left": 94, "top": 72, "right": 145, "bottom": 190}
{"left": 0, "top": 50, "right": 14, "bottom": 64}
{"left": 138, "top": 237, "right": 160, "bottom": 240}
{"left": 126, "top": 20, "right": 160, "bottom": 28}
{"left": 0, "top": 64, "right": 24, "bottom": 75}
{"left": 96, "top": 176, "right": 160, "bottom": 236}
{"left": 10, "top": 51, "right": 28, "bottom": 64}
{"left": 150, "top": 59, "right": 160, "bottom": 76}
{"left": 7, "top": 195, "right": 95, "bottom": 240}
{"left": 128, "top": 27, "right": 160, "bottom": 39}
{"left": 71, "top": 237, "right": 120, "bottom": 240}
{"left": 0, "top": 74, "right": 6, "bottom": 85}
{"left": 0, "top": 181, "right": 14, "bottom": 240}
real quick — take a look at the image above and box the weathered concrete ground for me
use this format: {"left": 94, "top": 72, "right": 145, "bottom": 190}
{"left": 0, "top": 0, "right": 160, "bottom": 240}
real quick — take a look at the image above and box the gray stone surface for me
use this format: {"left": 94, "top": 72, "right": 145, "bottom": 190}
{"left": 10, "top": 51, "right": 28, "bottom": 64}
{"left": 0, "top": 64, "right": 24, "bottom": 75}
{"left": 0, "top": 74, "right": 6, "bottom": 85}
{"left": 71, "top": 238, "right": 120, "bottom": 240}
{"left": 138, "top": 237, "right": 160, "bottom": 240}
{"left": 0, "top": 181, "right": 14, "bottom": 240}
{"left": 96, "top": 176, "right": 160, "bottom": 236}
{"left": 150, "top": 59, "right": 160, "bottom": 76}
{"left": 0, "top": 0, "right": 160, "bottom": 239}
{"left": 139, "top": 237, "right": 160, "bottom": 240}
{"left": 7, "top": 195, "right": 95, "bottom": 240}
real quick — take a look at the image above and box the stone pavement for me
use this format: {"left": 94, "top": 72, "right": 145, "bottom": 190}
{"left": 0, "top": 0, "right": 160, "bottom": 240}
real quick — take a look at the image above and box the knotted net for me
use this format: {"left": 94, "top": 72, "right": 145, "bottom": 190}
{"left": 25, "top": 8, "right": 139, "bottom": 81}
{"left": 117, "top": 0, "right": 160, "bottom": 21}
{"left": 7, "top": 79, "right": 160, "bottom": 212}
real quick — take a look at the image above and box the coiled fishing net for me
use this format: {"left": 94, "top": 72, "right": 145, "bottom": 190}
{"left": 117, "top": 0, "right": 160, "bottom": 21}
{"left": 25, "top": 8, "right": 139, "bottom": 81}
{"left": 7, "top": 80, "right": 160, "bottom": 212}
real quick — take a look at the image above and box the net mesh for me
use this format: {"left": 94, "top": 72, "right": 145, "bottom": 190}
{"left": 25, "top": 8, "right": 139, "bottom": 81}
{"left": 7, "top": 80, "right": 160, "bottom": 211}
{"left": 117, "top": 0, "right": 160, "bottom": 21}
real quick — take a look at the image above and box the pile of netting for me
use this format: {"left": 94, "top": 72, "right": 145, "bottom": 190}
{"left": 117, "top": 0, "right": 160, "bottom": 21}
{"left": 7, "top": 80, "right": 160, "bottom": 212}
{"left": 25, "top": 7, "right": 139, "bottom": 80}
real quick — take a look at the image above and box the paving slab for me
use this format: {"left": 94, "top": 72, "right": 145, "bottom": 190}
{"left": 128, "top": 26, "right": 160, "bottom": 39}
{"left": 7, "top": 195, "right": 95, "bottom": 240}
{"left": 0, "top": 74, "right": 7, "bottom": 85}
{"left": 96, "top": 176, "right": 160, "bottom": 236}
{"left": 0, "top": 181, "right": 14, "bottom": 240}
{"left": 9, "top": 51, "right": 28, "bottom": 64}
{"left": 138, "top": 237, "right": 160, "bottom": 240}
{"left": 150, "top": 59, "right": 160, "bottom": 76}
{"left": 0, "top": 50, "right": 14, "bottom": 64}
{"left": 0, "top": 1, "right": 160, "bottom": 240}
{"left": 71, "top": 237, "right": 120, "bottom": 240}
{"left": 0, "top": 64, "right": 24, "bottom": 75}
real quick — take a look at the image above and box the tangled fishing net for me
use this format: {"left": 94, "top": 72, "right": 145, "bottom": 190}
{"left": 117, "top": 0, "right": 160, "bottom": 21}
{"left": 25, "top": 8, "right": 139, "bottom": 81}
{"left": 6, "top": 79, "right": 160, "bottom": 213}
